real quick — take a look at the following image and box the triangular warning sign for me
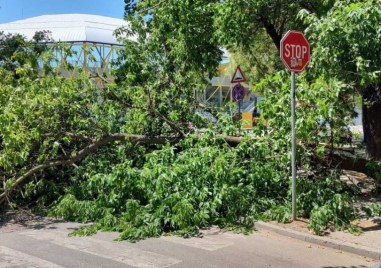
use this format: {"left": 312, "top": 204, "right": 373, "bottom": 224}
{"left": 231, "top": 65, "right": 246, "bottom": 83}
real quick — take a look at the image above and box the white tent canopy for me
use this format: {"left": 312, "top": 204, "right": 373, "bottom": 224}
{"left": 0, "top": 14, "right": 133, "bottom": 45}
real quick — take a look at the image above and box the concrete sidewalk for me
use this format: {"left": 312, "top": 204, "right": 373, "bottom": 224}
{"left": 255, "top": 219, "right": 381, "bottom": 261}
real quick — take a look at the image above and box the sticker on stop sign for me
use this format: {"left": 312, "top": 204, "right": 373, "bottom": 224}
{"left": 280, "top": 30, "right": 310, "bottom": 72}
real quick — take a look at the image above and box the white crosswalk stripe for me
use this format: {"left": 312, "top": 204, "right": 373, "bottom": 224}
{"left": 0, "top": 246, "right": 65, "bottom": 268}
{"left": 161, "top": 235, "right": 233, "bottom": 251}
{"left": 21, "top": 230, "right": 181, "bottom": 268}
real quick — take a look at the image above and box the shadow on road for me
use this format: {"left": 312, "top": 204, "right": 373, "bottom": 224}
{"left": 0, "top": 209, "right": 62, "bottom": 231}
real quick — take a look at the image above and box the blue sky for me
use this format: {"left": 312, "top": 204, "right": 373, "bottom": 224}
{"left": 0, "top": 0, "right": 125, "bottom": 23}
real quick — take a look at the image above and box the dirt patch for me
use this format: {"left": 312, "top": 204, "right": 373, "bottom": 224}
{"left": 353, "top": 218, "right": 381, "bottom": 232}
{"left": 269, "top": 219, "right": 313, "bottom": 234}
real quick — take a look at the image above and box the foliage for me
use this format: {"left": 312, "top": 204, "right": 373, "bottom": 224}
{"left": 369, "top": 203, "right": 381, "bottom": 217}
{"left": 228, "top": 30, "right": 280, "bottom": 85}
{"left": 366, "top": 162, "right": 381, "bottom": 192}
{"left": 215, "top": 0, "right": 335, "bottom": 50}
{"left": 0, "top": 31, "right": 52, "bottom": 78}
{"left": 303, "top": 0, "right": 381, "bottom": 88}
{"left": 255, "top": 71, "right": 354, "bottom": 149}
{"left": 308, "top": 193, "right": 360, "bottom": 235}
{"left": 51, "top": 137, "right": 289, "bottom": 240}
{"left": 115, "top": 0, "right": 223, "bottom": 138}
{"left": 0, "top": 63, "right": 132, "bottom": 209}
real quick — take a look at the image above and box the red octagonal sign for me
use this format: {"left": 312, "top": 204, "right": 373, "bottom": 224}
{"left": 280, "top": 30, "right": 310, "bottom": 72}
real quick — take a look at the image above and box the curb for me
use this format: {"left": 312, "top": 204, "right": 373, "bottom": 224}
{"left": 255, "top": 221, "right": 381, "bottom": 261}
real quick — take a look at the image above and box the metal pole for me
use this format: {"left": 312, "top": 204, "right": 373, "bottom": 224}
{"left": 238, "top": 99, "right": 241, "bottom": 133}
{"left": 291, "top": 71, "right": 297, "bottom": 221}
{"left": 219, "top": 87, "right": 222, "bottom": 107}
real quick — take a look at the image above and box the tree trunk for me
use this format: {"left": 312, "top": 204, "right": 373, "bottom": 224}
{"left": 263, "top": 22, "right": 281, "bottom": 52}
{"left": 362, "top": 85, "right": 381, "bottom": 160}
{"left": 257, "top": 16, "right": 281, "bottom": 51}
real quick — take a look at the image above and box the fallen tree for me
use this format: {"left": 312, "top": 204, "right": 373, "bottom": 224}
{"left": 0, "top": 134, "right": 180, "bottom": 205}
{"left": 0, "top": 132, "right": 244, "bottom": 205}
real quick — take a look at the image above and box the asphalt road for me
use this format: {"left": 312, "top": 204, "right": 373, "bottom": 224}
{"left": 0, "top": 221, "right": 378, "bottom": 268}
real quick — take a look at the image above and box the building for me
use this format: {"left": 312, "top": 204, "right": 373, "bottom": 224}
{"left": 0, "top": 14, "right": 133, "bottom": 87}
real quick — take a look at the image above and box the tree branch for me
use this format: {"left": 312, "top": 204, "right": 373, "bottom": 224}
{"left": 45, "top": 132, "right": 95, "bottom": 142}
{"left": 0, "top": 134, "right": 180, "bottom": 205}
{"left": 258, "top": 16, "right": 282, "bottom": 51}
{"left": 0, "top": 132, "right": 243, "bottom": 205}
{"left": 94, "top": 72, "right": 186, "bottom": 138}
{"left": 152, "top": 109, "right": 186, "bottom": 138}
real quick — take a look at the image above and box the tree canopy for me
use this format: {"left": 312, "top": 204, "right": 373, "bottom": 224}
{"left": 215, "top": 0, "right": 335, "bottom": 51}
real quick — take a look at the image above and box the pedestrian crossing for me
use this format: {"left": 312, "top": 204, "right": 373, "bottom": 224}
{"left": 20, "top": 229, "right": 182, "bottom": 268}
{"left": 0, "top": 225, "right": 236, "bottom": 268}
{"left": 0, "top": 246, "right": 65, "bottom": 268}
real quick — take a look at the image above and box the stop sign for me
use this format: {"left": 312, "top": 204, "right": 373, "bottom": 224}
{"left": 280, "top": 30, "right": 310, "bottom": 72}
